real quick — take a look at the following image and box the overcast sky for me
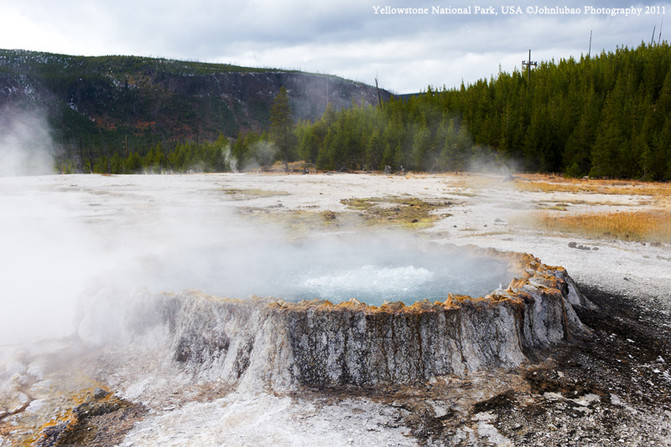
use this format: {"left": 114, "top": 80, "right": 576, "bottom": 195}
{"left": 1, "top": 0, "right": 669, "bottom": 93}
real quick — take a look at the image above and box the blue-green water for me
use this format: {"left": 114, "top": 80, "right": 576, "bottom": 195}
{"left": 145, "top": 236, "right": 513, "bottom": 307}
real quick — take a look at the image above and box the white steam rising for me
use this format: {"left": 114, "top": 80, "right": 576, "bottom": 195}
{"left": 0, "top": 178, "right": 112, "bottom": 345}
{"left": 467, "top": 145, "right": 522, "bottom": 177}
{"left": 0, "top": 174, "right": 513, "bottom": 346}
{"left": 244, "top": 140, "right": 278, "bottom": 170}
{"left": 0, "top": 108, "right": 56, "bottom": 177}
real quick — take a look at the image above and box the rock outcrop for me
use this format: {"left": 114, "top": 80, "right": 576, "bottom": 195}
{"left": 144, "top": 250, "right": 593, "bottom": 389}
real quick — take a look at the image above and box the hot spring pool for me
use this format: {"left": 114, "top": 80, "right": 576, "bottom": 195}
{"left": 278, "top": 246, "right": 512, "bottom": 305}
{"left": 139, "top": 237, "right": 515, "bottom": 307}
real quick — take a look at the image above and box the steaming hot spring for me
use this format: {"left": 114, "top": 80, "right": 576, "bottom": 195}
{"left": 3, "top": 174, "right": 617, "bottom": 446}
{"left": 82, "top": 237, "right": 591, "bottom": 389}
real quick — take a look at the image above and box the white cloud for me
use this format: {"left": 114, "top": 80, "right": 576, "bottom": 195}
{"left": 1, "top": 0, "right": 669, "bottom": 93}
{"left": 0, "top": 7, "right": 68, "bottom": 52}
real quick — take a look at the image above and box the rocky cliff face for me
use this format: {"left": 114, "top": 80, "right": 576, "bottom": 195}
{"left": 87, "top": 250, "right": 592, "bottom": 390}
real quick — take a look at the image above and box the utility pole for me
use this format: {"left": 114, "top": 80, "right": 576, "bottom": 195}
{"left": 522, "top": 49, "right": 537, "bottom": 83}
{"left": 588, "top": 30, "right": 593, "bottom": 57}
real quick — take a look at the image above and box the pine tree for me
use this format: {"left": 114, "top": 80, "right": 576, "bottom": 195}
{"left": 438, "top": 119, "right": 460, "bottom": 171}
{"left": 270, "top": 86, "right": 294, "bottom": 171}
{"left": 590, "top": 75, "right": 630, "bottom": 177}
{"left": 564, "top": 84, "right": 599, "bottom": 177}
{"left": 657, "top": 117, "right": 671, "bottom": 179}
{"left": 125, "top": 152, "right": 141, "bottom": 173}
{"left": 110, "top": 152, "right": 123, "bottom": 174}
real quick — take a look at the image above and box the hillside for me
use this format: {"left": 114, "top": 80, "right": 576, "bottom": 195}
{"left": 0, "top": 49, "right": 389, "bottom": 154}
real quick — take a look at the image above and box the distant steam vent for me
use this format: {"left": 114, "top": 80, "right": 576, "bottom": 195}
{"left": 96, "top": 247, "right": 592, "bottom": 389}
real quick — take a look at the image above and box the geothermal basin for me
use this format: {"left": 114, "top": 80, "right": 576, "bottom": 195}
{"left": 86, "top": 240, "right": 590, "bottom": 390}
{"left": 1, "top": 175, "right": 591, "bottom": 433}
{"left": 8, "top": 173, "right": 670, "bottom": 446}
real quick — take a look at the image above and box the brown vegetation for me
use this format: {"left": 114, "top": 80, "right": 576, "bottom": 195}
{"left": 536, "top": 209, "right": 671, "bottom": 243}
{"left": 515, "top": 175, "right": 671, "bottom": 204}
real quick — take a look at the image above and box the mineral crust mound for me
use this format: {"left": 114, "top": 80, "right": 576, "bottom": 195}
{"left": 79, "top": 249, "right": 593, "bottom": 390}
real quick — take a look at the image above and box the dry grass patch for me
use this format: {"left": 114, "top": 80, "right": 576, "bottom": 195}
{"left": 536, "top": 202, "right": 570, "bottom": 211}
{"left": 515, "top": 180, "right": 591, "bottom": 194}
{"left": 515, "top": 175, "right": 671, "bottom": 203}
{"left": 536, "top": 209, "right": 671, "bottom": 243}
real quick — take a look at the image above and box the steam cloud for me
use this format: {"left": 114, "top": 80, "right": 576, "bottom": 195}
{"left": 0, "top": 107, "right": 56, "bottom": 177}
{"left": 0, "top": 174, "right": 512, "bottom": 347}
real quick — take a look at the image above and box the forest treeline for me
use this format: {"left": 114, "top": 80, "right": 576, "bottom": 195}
{"left": 72, "top": 42, "right": 671, "bottom": 180}
{"left": 289, "top": 42, "right": 671, "bottom": 179}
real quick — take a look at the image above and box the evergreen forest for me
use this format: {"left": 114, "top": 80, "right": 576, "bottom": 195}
{"left": 50, "top": 43, "right": 671, "bottom": 180}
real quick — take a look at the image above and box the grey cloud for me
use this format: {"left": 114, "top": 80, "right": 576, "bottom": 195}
{"left": 3, "top": 0, "right": 670, "bottom": 92}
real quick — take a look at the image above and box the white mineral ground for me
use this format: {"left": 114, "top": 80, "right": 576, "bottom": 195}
{"left": 1, "top": 172, "right": 670, "bottom": 446}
